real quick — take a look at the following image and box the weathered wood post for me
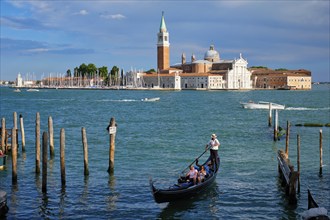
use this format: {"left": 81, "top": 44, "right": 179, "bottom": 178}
{"left": 13, "top": 112, "right": 17, "bottom": 130}
{"left": 11, "top": 128, "right": 17, "bottom": 184}
{"left": 1, "top": 118, "right": 5, "bottom": 153}
{"left": 107, "top": 118, "right": 117, "bottom": 174}
{"left": 81, "top": 127, "right": 89, "bottom": 176}
{"left": 297, "top": 134, "right": 300, "bottom": 193}
{"left": 35, "top": 112, "right": 41, "bottom": 174}
{"left": 42, "top": 131, "right": 48, "bottom": 193}
{"left": 60, "top": 128, "right": 66, "bottom": 186}
{"left": 268, "top": 103, "right": 272, "bottom": 127}
{"left": 19, "top": 114, "right": 26, "bottom": 152}
{"left": 285, "top": 121, "right": 290, "bottom": 156}
{"left": 274, "top": 109, "right": 278, "bottom": 141}
{"left": 48, "top": 116, "right": 55, "bottom": 158}
{"left": 319, "top": 129, "right": 323, "bottom": 177}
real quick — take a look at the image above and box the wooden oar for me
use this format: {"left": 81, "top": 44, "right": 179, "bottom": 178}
{"left": 181, "top": 148, "right": 209, "bottom": 174}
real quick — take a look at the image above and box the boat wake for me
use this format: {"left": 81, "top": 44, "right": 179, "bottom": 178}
{"left": 97, "top": 99, "right": 138, "bottom": 102}
{"left": 285, "top": 107, "right": 330, "bottom": 111}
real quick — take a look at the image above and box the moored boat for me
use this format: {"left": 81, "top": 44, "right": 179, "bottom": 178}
{"left": 301, "top": 189, "right": 329, "bottom": 220}
{"left": 240, "top": 101, "right": 285, "bottom": 110}
{"left": 0, "top": 190, "right": 9, "bottom": 217}
{"left": 0, "top": 154, "right": 6, "bottom": 170}
{"left": 150, "top": 155, "right": 220, "bottom": 203}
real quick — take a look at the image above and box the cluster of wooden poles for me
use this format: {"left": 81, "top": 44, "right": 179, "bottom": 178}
{"left": 269, "top": 109, "right": 325, "bottom": 204}
{"left": 0, "top": 112, "right": 117, "bottom": 193}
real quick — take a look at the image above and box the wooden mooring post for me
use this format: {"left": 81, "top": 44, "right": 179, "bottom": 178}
{"left": 35, "top": 112, "right": 41, "bottom": 174}
{"left": 19, "top": 114, "right": 26, "bottom": 152}
{"left": 82, "top": 127, "right": 89, "bottom": 176}
{"left": 11, "top": 128, "right": 17, "bottom": 185}
{"left": 60, "top": 128, "right": 66, "bottom": 186}
{"left": 285, "top": 121, "right": 290, "bottom": 156}
{"left": 268, "top": 103, "right": 272, "bottom": 127}
{"left": 273, "top": 109, "right": 279, "bottom": 141}
{"left": 1, "top": 118, "right": 5, "bottom": 153}
{"left": 277, "top": 150, "right": 299, "bottom": 204}
{"left": 48, "top": 116, "right": 55, "bottom": 158}
{"left": 107, "top": 118, "right": 117, "bottom": 174}
{"left": 42, "top": 131, "right": 48, "bottom": 193}
{"left": 297, "top": 134, "right": 301, "bottom": 193}
{"left": 319, "top": 129, "right": 323, "bottom": 177}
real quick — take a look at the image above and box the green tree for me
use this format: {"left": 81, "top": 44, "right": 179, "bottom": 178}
{"left": 98, "top": 66, "right": 108, "bottom": 78}
{"left": 78, "top": 63, "right": 88, "bottom": 77}
{"left": 110, "top": 66, "right": 119, "bottom": 86}
{"left": 66, "top": 69, "right": 71, "bottom": 77}
{"left": 87, "top": 63, "right": 97, "bottom": 77}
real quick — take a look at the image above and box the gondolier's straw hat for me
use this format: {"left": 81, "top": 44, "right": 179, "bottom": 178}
{"left": 211, "top": 134, "right": 217, "bottom": 138}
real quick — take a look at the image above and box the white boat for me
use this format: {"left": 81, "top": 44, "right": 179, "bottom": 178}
{"left": 27, "top": 88, "right": 39, "bottom": 92}
{"left": 240, "top": 101, "right": 285, "bottom": 110}
{"left": 141, "top": 97, "right": 160, "bottom": 102}
{"left": 13, "top": 89, "right": 21, "bottom": 92}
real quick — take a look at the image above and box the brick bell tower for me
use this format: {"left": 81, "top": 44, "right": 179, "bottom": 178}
{"left": 157, "top": 11, "right": 170, "bottom": 71}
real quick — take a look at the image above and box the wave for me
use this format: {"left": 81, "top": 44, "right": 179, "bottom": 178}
{"left": 286, "top": 107, "right": 330, "bottom": 111}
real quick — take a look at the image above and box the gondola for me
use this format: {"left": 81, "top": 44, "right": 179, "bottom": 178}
{"left": 301, "top": 189, "right": 329, "bottom": 220}
{"left": 150, "top": 155, "right": 220, "bottom": 203}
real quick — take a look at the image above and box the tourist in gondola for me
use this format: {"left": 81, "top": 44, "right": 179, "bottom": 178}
{"left": 197, "top": 166, "right": 207, "bottom": 183}
{"left": 186, "top": 165, "right": 198, "bottom": 185}
{"left": 205, "top": 133, "right": 220, "bottom": 169}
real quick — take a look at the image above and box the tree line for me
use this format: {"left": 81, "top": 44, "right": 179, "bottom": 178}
{"left": 65, "top": 63, "right": 122, "bottom": 86}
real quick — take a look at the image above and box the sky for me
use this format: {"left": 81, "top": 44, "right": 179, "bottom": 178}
{"left": 0, "top": 0, "right": 329, "bottom": 82}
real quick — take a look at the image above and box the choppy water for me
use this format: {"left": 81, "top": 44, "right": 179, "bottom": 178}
{"left": 0, "top": 85, "right": 329, "bottom": 219}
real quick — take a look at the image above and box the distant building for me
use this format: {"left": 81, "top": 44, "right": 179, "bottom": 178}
{"left": 16, "top": 73, "right": 23, "bottom": 87}
{"left": 142, "top": 12, "right": 253, "bottom": 90}
{"left": 251, "top": 68, "right": 312, "bottom": 90}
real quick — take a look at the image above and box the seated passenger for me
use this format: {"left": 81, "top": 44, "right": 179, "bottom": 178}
{"left": 198, "top": 166, "right": 207, "bottom": 183}
{"left": 186, "top": 165, "right": 198, "bottom": 185}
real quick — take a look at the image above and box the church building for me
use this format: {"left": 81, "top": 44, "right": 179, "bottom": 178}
{"left": 142, "top": 12, "right": 253, "bottom": 90}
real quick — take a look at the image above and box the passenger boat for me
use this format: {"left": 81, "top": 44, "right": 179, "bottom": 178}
{"left": 240, "top": 101, "right": 285, "bottom": 110}
{"left": 141, "top": 97, "right": 160, "bottom": 102}
{"left": 150, "top": 154, "right": 220, "bottom": 203}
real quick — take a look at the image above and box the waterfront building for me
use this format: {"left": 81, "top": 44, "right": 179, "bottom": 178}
{"left": 251, "top": 68, "right": 312, "bottom": 90}
{"left": 16, "top": 73, "right": 23, "bottom": 87}
{"left": 142, "top": 12, "right": 253, "bottom": 90}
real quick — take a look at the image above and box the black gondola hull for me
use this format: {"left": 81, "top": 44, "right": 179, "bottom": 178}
{"left": 150, "top": 157, "right": 220, "bottom": 203}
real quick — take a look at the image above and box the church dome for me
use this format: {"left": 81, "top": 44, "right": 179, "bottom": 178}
{"left": 204, "top": 45, "right": 220, "bottom": 62}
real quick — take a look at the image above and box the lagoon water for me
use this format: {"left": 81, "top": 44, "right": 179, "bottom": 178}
{"left": 0, "top": 85, "right": 329, "bottom": 219}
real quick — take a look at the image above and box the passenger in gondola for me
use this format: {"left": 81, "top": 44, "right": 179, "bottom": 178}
{"left": 197, "top": 166, "right": 207, "bottom": 184}
{"left": 195, "top": 158, "right": 212, "bottom": 175}
{"left": 186, "top": 165, "right": 198, "bottom": 185}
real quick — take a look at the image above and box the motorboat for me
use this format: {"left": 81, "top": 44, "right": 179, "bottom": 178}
{"left": 240, "top": 101, "right": 285, "bottom": 110}
{"left": 13, "top": 88, "right": 21, "bottom": 92}
{"left": 141, "top": 97, "right": 160, "bottom": 102}
{"left": 27, "top": 88, "right": 39, "bottom": 92}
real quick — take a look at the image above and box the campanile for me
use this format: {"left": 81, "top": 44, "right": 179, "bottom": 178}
{"left": 157, "top": 12, "right": 170, "bottom": 71}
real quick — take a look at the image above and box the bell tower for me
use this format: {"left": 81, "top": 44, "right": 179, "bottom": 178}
{"left": 157, "top": 11, "right": 170, "bottom": 71}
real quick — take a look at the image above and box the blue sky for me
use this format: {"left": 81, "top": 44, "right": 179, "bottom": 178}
{"left": 1, "top": 0, "right": 329, "bottom": 82}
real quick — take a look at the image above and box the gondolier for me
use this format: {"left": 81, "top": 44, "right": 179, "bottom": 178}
{"left": 206, "top": 133, "right": 220, "bottom": 170}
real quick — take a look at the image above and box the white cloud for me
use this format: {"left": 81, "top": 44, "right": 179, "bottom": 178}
{"left": 100, "top": 13, "right": 126, "bottom": 20}
{"left": 78, "top": 9, "right": 88, "bottom": 15}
